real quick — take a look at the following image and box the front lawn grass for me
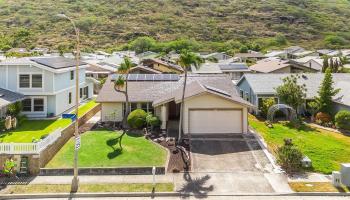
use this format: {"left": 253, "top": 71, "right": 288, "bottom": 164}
{"left": 46, "top": 130, "right": 167, "bottom": 168}
{"left": 0, "top": 100, "right": 99, "bottom": 143}
{"left": 2, "top": 183, "right": 174, "bottom": 194}
{"left": 249, "top": 115, "right": 350, "bottom": 174}
{"left": 289, "top": 182, "right": 350, "bottom": 193}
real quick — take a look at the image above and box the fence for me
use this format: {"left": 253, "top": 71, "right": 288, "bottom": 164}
{"left": 0, "top": 129, "right": 62, "bottom": 154}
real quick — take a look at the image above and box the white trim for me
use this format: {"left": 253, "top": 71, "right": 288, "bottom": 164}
{"left": 5, "top": 65, "right": 8, "bottom": 89}
{"left": 2, "top": 62, "right": 89, "bottom": 74}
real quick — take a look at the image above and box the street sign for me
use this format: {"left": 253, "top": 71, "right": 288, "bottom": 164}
{"left": 75, "top": 135, "right": 81, "bottom": 150}
{"left": 62, "top": 114, "right": 77, "bottom": 122}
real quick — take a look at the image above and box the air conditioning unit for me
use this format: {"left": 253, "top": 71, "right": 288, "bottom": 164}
{"left": 332, "top": 171, "right": 341, "bottom": 187}
{"left": 341, "top": 163, "right": 350, "bottom": 186}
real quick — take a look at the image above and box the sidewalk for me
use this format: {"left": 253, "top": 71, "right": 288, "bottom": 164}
{"left": 288, "top": 172, "right": 331, "bottom": 182}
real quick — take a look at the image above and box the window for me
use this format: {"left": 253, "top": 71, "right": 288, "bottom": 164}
{"left": 245, "top": 92, "right": 250, "bottom": 102}
{"left": 84, "top": 87, "right": 88, "bottom": 99}
{"left": 31, "top": 74, "right": 42, "bottom": 88}
{"left": 130, "top": 103, "right": 138, "bottom": 111}
{"left": 141, "top": 103, "right": 148, "bottom": 111}
{"left": 22, "top": 99, "right": 32, "bottom": 112}
{"left": 33, "top": 98, "right": 44, "bottom": 112}
{"left": 70, "top": 71, "right": 74, "bottom": 80}
{"left": 69, "top": 92, "right": 72, "bottom": 104}
{"left": 240, "top": 90, "right": 244, "bottom": 98}
{"left": 19, "top": 75, "right": 30, "bottom": 88}
{"left": 147, "top": 102, "right": 154, "bottom": 114}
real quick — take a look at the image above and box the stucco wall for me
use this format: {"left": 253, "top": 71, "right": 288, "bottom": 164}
{"left": 182, "top": 93, "right": 248, "bottom": 134}
{"left": 101, "top": 102, "right": 123, "bottom": 122}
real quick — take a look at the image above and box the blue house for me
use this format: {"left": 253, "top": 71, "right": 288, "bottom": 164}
{"left": 0, "top": 57, "right": 94, "bottom": 118}
{"left": 236, "top": 73, "right": 350, "bottom": 114}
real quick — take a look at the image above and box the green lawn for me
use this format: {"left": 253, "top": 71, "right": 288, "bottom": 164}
{"left": 46, "top": 130, "right": 167, "bottom": 168}
{"left": 249, "top": 115, "right": 350, "bottom": 174}
{"left": 0, "top": 100, "right": 99, "bottom": 143}
{"left": 2, "top": 183, "right": 174, "bottom": 194}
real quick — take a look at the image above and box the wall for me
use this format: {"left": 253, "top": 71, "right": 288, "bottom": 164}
{"left": 101, "top": 102, "right": 123, "bottom": 122}
{"left": 153, "top": 63, "right": 181, "bottom": 74}
{"left": 333, "top": 102, "right": 350, "bottom": 114}
{"left": 182, "top": 93, "right": 248, "bottom": 134}
{"left": 53, "top": 68, "right": 86, "bottom": 92}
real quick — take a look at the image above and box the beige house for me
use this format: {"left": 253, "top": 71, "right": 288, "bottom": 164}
{"left": 96, "top": 74, "right": 253, "bottom": 137}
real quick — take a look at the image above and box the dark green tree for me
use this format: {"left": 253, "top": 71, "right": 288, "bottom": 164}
{"left": 315, "top": 68, "right": 340, "bottom": 114}
{"left": 322, "top": 56, "right": 329, "bottom": 72}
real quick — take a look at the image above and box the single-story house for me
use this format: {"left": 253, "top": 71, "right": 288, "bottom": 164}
{"left": 284, "top": 46, "right": 305, "bottom": 58}
{"left": 129, "top": 65, "right": 162, "bottom": 74}
{"left": 234, "top": 52, "right": 266, "bottom": 62}
{"left": 264, "top": 51, "right": 288, "bottom": 59}
{"left": 0, "top": 88, "right": 25, "bottom": 118}
{"left": 249, "top": 58, "right": 318, "bottom": 73}
{"left": 85, "top": 63, "right": 115, "bottom": 79}
{"left": 141, "top": 58, "right": 184, "bottom": 74}
{"left": 290, "top": 56, "right": 340, "bottom": 72}
{"left": 96, "top": 74, "right": 253, "bottom": 137}
{"left": 289, "top": 51, "right": 318, "bottom": 59}
{"left": 237, "top": 73, "right": 350, "bottom": 114}
{"left": 201, "top": 52, "right": 232, "bottom": 62}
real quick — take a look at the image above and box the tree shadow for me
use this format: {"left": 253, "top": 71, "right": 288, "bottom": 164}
{"left": 106, "top": 130, "right": 127, "bottom": 159}
{"left": 283, "top": 121, "right": 319, "bottom": 133}
{"left": 126, "top": 131, "right": 143, "bottom": 138}
{"left": 178, "top": 172, "right": 214, "bottom": 198}
{"left": 107, "top": 148, "right": 122, "bottom": 159}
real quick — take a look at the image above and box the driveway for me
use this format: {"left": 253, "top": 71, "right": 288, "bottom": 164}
{"left": 172, "top": 134, "right": 291, "bottom": 195}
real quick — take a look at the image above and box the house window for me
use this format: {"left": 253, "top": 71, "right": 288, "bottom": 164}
{"left": 130, "top": 103, "right": 138, "bottom": 112}
{"left": 84, "top": 86, "right": 88, "bottom": 99}
{"left": 19, "top": 75, "right": 30, "bottom": 88}
{"left": 22, "top": 99, "right": 32, "bottom": 112}
{"left": 70, "top": 71, "right": 74, "bottom": 80}
{"left": 141, "top": 103, "right": 148, "bottom": 111}
{"left": 240, "top": 90, "right": 244, "bottom": 98}
{"left": 245, "top": 92, "right": 250, "bottom": 101}
{"left": 33, "top": 98, "right": 44, "bottom": 112}
{"left": 31, "top": 74, "right": 43, "bottom": 88}
{"left": 147, "top": 102, "right": 154, "bottom": 114}
{"left": 69, "top": 92, "right": 72, "bottom": 104}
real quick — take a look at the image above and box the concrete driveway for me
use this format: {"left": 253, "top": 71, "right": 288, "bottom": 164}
{"left": 172, "top": 134, "right": 292, "bottom": 195}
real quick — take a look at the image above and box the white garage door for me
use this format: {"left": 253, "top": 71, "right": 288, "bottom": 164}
{"left": 189, "top": 109, "right": 243, "bottom": 134}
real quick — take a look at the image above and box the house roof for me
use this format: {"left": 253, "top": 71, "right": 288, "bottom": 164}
{"left": 284, "top": 46, "right": 305, "bottom": 53}
{"left": 0, "top": 88, "right": 25, "bottom": 108}
{"left": 143, "top": 58, "right": 184, "bottom": 72}
{"left": 96, "top": 74, "right": 253, "bottom": 107}
{"left": 234, "top": 53, "right": 266, "bottom": 58}
{"left": 249, "top": 58, "right": 291, "bottom": 73}
{"left": 218, "top": 63, "right": 250, "bottom": 72}
{"left": 264, "top": 51, "right": 286, "bottom": 57}
{"left": 291, "top": 51, "right": 315, "bottom": 57}
{"left": 129, "top": 65, "right": 162, "bottom": 74}
{"left": 238, "top": 73, "right": 350, "bottom": 105}
{"left": 190, "top": 63, "right": 222, "bottom": 74}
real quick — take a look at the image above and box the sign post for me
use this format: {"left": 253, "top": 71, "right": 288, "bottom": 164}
{"left": 75, "top": 135, "right": 81, "bottom": 150}
{"left": 152, "top": 166, "right": 156, "bottom": 189}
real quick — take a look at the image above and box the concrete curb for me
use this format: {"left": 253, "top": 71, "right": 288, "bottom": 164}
{"left": 1, "top": 192, "right": 350, "bottom": 199}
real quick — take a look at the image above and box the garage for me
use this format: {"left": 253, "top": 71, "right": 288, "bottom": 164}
{"left": 188, "top": 109, "right": 243, "bottom": 134}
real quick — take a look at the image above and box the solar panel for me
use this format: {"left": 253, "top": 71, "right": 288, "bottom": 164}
{"left": 31, "top": 57, "right": 86, "bottom": 69}
{"left": 204, "top": 85, "right": 231, "bottom": 97}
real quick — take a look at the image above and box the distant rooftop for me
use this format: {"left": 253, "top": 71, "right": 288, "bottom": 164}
{"left": 218, "top": 63, "right": 249, "bottom": 71}
{"left": 30, "top": 57, "right": 86, "bottom": 69}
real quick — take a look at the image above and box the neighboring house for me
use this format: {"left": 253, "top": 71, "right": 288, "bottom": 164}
{"left": 234, "top": 52, "right": 266, "bottom": 62}
{"left": 0, "top": 88, "right": 25, "bottom": 118}
{"left": 7, "top": 48, "right": 30, "bottom": 54}
{"left": 129, "top": 65, "right": 162, "bottom": 74}
{"left": 284, "top": 46, "right": 305, "bottom": 58}
{"left": 0, "top": 57, "right": 94, "bottom": 118}
{"left": 201, "top": 52, "right": 232, "bottom": 62}
{"left": 96, "top": 74, "right": 253, "bottom": 137}
{"left": 249, "top": 58, "right": 318, "bottom": 73}
{"left": 85, "top": 63, "right": 115, "bottom": 79}
{"left": 237, "top": 73, "right": 350, "bottom": 114}
{"left": 190, "top": 62, "right": 250, "bottom": 81}
{"left": 137, "top": 51, "right": 159, "bottom": 60}
{"left": 31, "top": 47, "right": 49, "bottom": 55}
{"left": 264, "top": 51, "right": 288, "bottom": 59}
{"left": 291, "top": 56, "right": 340, "bottom": 72}
{"left": 289, "top": 51, "right": 318, "bottom": 59}
{"left": 141, "top": 58, "right": 184, "bottom": 74}
{"left": 317, "top": 49, "right": 334, "bottom": 56}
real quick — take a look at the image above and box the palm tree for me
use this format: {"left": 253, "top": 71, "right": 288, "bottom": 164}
{"left": 114, "top": 57, "right": 133, "bottom": 128}
{"left": 177, "top": 50, "right": 203, "bottom": 141}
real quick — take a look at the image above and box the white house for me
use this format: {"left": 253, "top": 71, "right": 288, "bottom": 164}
{"left": 0, "top": 57, "right": 94, "bottom": 118}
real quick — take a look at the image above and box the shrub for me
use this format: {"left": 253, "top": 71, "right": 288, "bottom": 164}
{"left": 276, "top": 139, "right": 303, "bottom": 173}
{"left": 6, "top": 102, "right": 22, "bottom": 117}
{"left": 0, "top": 119, "right": 5, "bottom": 131}
{"left": 145, "top": 113, "right": 161, "bottom": 129}
{"left": 315, "top": 112, "right": 332, "bottom": 123}
{"left": 127, "top": 109, "right": 147, "bottom": 129}
{"left": 335, "top": 110, "right": 350, "bottom": 130}
{"left": 260, "top": 97, "right": 276, "bottom": 118}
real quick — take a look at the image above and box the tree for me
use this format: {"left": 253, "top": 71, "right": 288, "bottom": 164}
{"left": 275, "top": 74, "right": 307, "bottom": 112}
{"left": 315, "top": 68, "right": 340, "bottom": 114}
{"left": 239, "top": 45, "right": 248, "bottom": 53}
{"left": 129, "top": 36, "right": 156, "bottom": 54}
{"left": 276, "top": 139, "right": 303, "bottom": 173}
{"left": 114, "top": 57, "right": 133, "bottom": 128}
{"left": 322, "top": 56, "right": 329, "bottom": 72}
{"left": 329, "top": 57, "right": 334, "bottom": 72}
{"left": 6, "top": 102, "right": 22, "bottom": 117}
{"left": 177, "top": 50, "right": 203, "bottom": 140}
{"left": 333, "top": 60, "right": 339, "bottom": 73}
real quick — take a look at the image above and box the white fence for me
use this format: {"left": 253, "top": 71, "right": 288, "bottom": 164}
{"left": 0, "top": 129, "right": 62, "bottom": 154}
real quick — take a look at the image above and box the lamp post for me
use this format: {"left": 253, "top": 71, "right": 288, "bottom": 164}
{"left": 57, "top": 13, "right": 80, "bottom": 192}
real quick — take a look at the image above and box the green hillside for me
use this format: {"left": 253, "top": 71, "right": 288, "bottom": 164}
{"left": 0, "top": 0, "right": 350, "bottom": 51}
